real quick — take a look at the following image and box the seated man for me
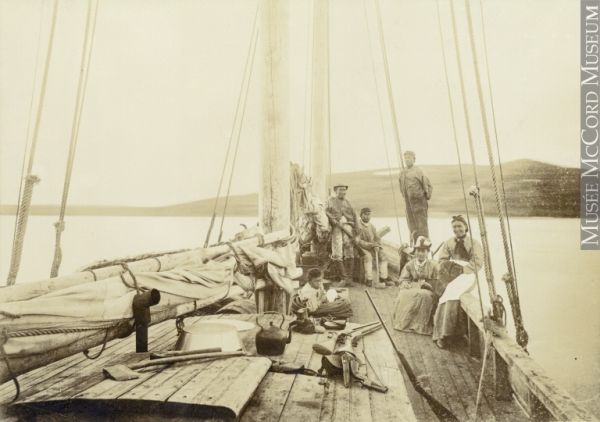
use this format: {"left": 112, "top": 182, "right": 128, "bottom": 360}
{"left": 292, "top": 268, "right": 352, "bottom": 318}
{"left": 356, "top": 208, "right": 391, "bottom": 288}
{"left": 392, "top": 236, "right": 438, "bottom": 335}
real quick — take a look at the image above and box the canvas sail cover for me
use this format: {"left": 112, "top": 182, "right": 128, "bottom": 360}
{"left": 0, "top": 243, "right": 298, "bottom": 357}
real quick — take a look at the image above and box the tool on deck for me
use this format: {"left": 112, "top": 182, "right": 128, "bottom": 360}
{"left": 150, "top": 347, "right": 221, "bottom": 359}
{"left": 312, "top": 321, "right": 380, "bottom": 355}
{"left": 312, "top": 321, "right": 387, "bottom": 393}
{"left": 103, "top": 350, "right": 246, "bottom": 381}
{"left": 269, "top": 360, "right": 319, "bottom": 377}
{"left": 365, "top": 290, "right": 458, "bottom": 422}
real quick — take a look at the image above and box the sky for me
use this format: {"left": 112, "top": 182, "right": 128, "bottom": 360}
{"left": 0, "top": 0, "right": 578, "bottom": 207}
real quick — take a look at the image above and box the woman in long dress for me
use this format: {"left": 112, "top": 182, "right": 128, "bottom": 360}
{"left": 392, "top": 236, "right": 438, "bottom": 335}
{"left": 432, "top": 215, "right": 483, "bottom": 348}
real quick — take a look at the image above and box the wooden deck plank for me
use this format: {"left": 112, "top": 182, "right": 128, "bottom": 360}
{"left": 195, "top": 357, "right": 271, "bottom": 415}
{"left": 241, "top": 373, "right": 296, "bottom": 422}
{"left": 167, "top": 358, "right": 238, "bottom": 404}
{"left": 0, "top": 316, "right": 175, "bottom": 403}
{"left": 416, "top": 334, "right": 470, "bottom": 421}
{"left": 16, "top": 326, "right": 176, "bottom": 403}
{"left": 350, "top": 286, "right": 430, "bottom": 421}
{"left": 279, "top": 375, "right": 326, "bottom": 421}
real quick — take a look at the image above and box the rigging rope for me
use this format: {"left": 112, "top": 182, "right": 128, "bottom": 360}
{"left": 434, "top": 0, "right": 485, "bottom": 325}
{"left": 469, "top": 0, "right": 527, "bottom": 348}
{"left": 478, "top": 0, "right": 519, "bottom": 290}
{"left": 6, "top": 0, "right": 59, "bottom": 286}
{"left": 10, "top": 4, "right": 45, "bottom": 262}
{"left": 302, "top": 0, "right": 315, "bottom": 172}
{"left": 50, "top": 0, "right": 100, "bottom": 278}
{"left": 362, "top": 0, "right": 403, "bottom": 244}
{"left": 204, "top": 5, "right": 260, "bottom": 247}
{"left": 326, "top": 0, "right": 333, "bottom": 192}
{"left": 371, "top": 0, "right": 420, "bottom": 243}
{"left": 217, "top": 14, "right": 260, "bottom": 243}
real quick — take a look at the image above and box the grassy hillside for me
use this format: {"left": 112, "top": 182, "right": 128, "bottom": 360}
{"left": 0, "top": 160, "right": 578, "bottom": 218}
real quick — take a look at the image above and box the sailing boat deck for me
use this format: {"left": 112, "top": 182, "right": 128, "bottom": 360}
{"left": 0, "top": 285, "right": 532, "bottom": 422}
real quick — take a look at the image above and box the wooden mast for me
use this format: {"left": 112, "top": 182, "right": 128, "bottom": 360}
{"left": 309, "top": 0, "right": 331, "bottom": 200}
{"left": 259, "top": 0, "right": 291, "bottom": 311}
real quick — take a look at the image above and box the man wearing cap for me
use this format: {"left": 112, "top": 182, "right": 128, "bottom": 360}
{"left": 399, "top": 150, "right": 433, "bottom": 241}
{"left": 356, "top": 207, "right": 391, "bottom": 288}
{"left": 325, "top": 184, "right": 357, "bottom": 286}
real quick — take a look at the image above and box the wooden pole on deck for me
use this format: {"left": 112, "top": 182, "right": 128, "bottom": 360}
{"left": 259, "top": 0, "right": 291, "bottom": 312}
{"left": 309, "top": 0, "right": 331, "bottom": 200}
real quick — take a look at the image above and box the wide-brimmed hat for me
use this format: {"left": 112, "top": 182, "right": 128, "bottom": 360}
{"left": 410, "top": 236, "right": 432, "bottom": 253}
{"left": 333, "top": 184, "right": 349, "bottom": 191}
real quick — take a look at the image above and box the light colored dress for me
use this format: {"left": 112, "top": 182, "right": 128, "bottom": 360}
{"left": 432, "top": 236, "right": 483, "bottom": 342}
{"left": 392, "top": 258, "right": 438, "bottom": 335}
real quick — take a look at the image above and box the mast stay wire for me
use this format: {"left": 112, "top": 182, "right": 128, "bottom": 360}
{"left": 204, "top": 5, "right": 260, "bottom": 248}
{"left": 362, "top": 0, "right": 403, "bottom": 244}
{"left": 477, "top": 0, "right": 519, "bottom": 291}
{"left": 10, "top": 2, "right": 46, "bottom": 261}
{"left": 463, "top": 0, "right": 517, "bottom": 289}
{"left": 301, "top": 0, "right": 315, "bottom": 172}
{"left": 435, "top": 0, "right": 485, "bottom": 324}
{"left": 371, "top": 0, "right": 420, "bottom": 244}
{"left": 50, "top": 0, "right": 100, "bottom": 277}
{"left": 468, "top": 0, "right": 527, "bottom": 349}
{"left": 6, "top": 0, "right": 60, "bottom": 286}
{"left": 435, "top": 1, "right": 490, "bottom": 417}
{"left": 447, "top": 0, "right": 502, "bottom": 317}
{"left": 216, "top": 13, "right": 260, "bottom": 243}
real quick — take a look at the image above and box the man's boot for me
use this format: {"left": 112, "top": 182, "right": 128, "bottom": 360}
{"left": 332, "top": 260, "right": 346, "bottom": 287}
{"left": 342, "top": 258, "right": 354, "bottom": 286}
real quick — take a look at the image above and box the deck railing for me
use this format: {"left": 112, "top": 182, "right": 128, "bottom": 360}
{"left": 380, "top": 240, "right": 597, "bottom": 422}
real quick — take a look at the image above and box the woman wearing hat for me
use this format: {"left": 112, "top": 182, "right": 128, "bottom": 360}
{"left": 432, "top": 215, "right": 484, "bottom": 348}
{"left": 391, "top": 236, "right": 438, "bottom": 335}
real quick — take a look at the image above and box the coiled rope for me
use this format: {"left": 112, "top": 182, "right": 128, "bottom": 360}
{"left": 50, "top": 0, "right": 100, "bottom": 278}
{"left": 5, "top": 0, "right": 59, "bottom": 286}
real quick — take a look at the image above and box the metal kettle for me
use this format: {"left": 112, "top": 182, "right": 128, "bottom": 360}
{"left": 255, "top": 312, "right": 293, "bottom": 356}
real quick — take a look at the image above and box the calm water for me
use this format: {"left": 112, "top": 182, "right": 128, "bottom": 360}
{"left": 1, "top": 215, "right": 599, "bottom": 415}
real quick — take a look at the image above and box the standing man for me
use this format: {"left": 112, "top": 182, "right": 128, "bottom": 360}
{"left": 399, "top": 150, "right": 433, "bottom": 241}
{"left": 325, "top": 184, "right": 356, "bottom": 287}
{"left": 356, "top": 208, "right": 391, "bottom": 288}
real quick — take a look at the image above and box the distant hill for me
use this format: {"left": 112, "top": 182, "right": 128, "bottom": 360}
{"left": 0, "top": 160, "right": 578, "bottom": 218}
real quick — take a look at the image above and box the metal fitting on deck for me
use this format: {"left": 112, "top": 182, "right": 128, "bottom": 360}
{"left": 132, "top": 289, "right": 161, "bottom": 353}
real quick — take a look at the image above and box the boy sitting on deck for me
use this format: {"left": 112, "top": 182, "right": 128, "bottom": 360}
{"left": 292, "top": 268, "right": 352, "bottom": 318}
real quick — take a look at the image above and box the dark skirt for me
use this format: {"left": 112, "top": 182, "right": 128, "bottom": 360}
{"left": 432, "top": 300, "right": 467, "bottom": 341}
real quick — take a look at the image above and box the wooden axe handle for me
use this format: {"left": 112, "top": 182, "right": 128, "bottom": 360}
{"left": 129, "top": 350, "right": 246, "bottom": 369}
